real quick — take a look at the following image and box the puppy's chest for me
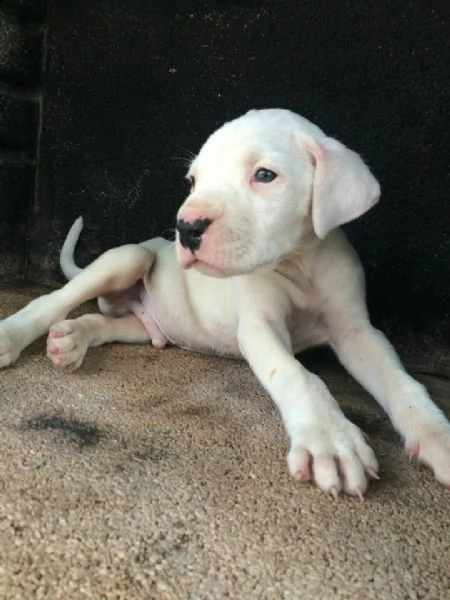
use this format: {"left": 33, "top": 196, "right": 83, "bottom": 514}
{"left": 275, "top": 262, "right": 328, "bottom": 352}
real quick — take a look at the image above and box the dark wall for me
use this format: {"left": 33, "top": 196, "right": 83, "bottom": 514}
{"left": 0, "top": 0, "right": 47, "bottom": 277}
{"left": 2, "top": 0, "right": 450, "bottom": 335}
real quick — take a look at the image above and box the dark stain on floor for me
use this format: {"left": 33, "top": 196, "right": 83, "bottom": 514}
{"left": 24, "top": 414, "right": 102, "bottom": 448}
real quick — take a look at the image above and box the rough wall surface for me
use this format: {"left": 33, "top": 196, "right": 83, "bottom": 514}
{"left": 0, "top": 0, "right": 47, "bottom": 277}
{"left": 1, "top": 0, "right": 449, "bottom": 334}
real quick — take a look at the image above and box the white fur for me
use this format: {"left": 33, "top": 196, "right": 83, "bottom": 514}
{"left": 1, "top": 108, "right": 449, "bottom": 497}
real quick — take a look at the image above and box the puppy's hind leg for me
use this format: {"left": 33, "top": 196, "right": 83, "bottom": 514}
{"left": 96, "top": 237, "right": 170, "bottom": 318}
{"left": 47, "top": 313, "right": 151, "bottom": 371}
{"left": 0, "top": 244, "right": 154, "bottom": 368}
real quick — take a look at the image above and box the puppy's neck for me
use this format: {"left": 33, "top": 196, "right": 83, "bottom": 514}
{"left": 276, "top": 228, "right": 320, "bottom": 273}
{"left": 273, "top": 234, "right": 321, "bottom": 309}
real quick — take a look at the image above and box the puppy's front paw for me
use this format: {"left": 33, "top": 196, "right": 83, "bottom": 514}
{"left": 287, "top": 417, "right": 379, "bottom": 499}
{"left": 392, "top": 383, "right": 450, "bottom": 488}
{"left": 406, "top": 420, "right": 450, "bottom": 488}
{"left": 0, "top": 322, "right": 21, "bottom": 368}
{"left": 47, "top": 320, "right": 90, "bottom": 371}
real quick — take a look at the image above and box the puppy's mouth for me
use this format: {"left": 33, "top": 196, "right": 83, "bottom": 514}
{"left": 177, "top": 242, "right": 237, "bottom": 278}
{"left": 177, "top": 244, "right": 200, "bottom": 269}
{"left": 177, "top": 244, "right": 275, "bottom": 279}
{"left": 180, "top": 254, "right": 227, "bottom": 278}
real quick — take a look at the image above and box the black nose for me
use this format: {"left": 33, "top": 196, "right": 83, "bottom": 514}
{"left": 176, "top": 218, "right": 212, "bottom": 253}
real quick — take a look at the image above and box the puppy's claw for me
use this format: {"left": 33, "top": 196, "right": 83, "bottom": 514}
{"left": 294, "top": 469, "right": 311, "bottom": 482}
{"left": 367, "top": 468, "right": 380, "bottom": 480}
{"left": 329, "top": 486, "right": 339, "bottom": 500}
{"left": 354, "top": 488, "right": 365, "bottom": 502}
{"left": 406, "top": 441, "right": 420, "bottom": 461}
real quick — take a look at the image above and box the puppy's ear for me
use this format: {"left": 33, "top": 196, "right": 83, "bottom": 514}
{"left": 296, "top": 133, "right": 380, "bottom": 239}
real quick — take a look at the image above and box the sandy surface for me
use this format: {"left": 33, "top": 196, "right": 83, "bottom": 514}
{"left": 1, "top": 286, "right": 449, "bottom": 599}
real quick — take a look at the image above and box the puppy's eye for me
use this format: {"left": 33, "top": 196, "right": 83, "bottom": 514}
{"left": 186, "top": 175, "right": 196, "bottom": 190}
{"left": 253, "top": 168, "right": 278, "bottom": 183}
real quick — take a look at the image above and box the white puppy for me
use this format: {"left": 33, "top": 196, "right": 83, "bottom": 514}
{"left": 1, "top": 109, "right": 449, "bottom": 497}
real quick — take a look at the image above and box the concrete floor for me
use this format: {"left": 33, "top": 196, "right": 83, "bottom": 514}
{"left": 0, "top": 286, "right": 449, "bottom": 599}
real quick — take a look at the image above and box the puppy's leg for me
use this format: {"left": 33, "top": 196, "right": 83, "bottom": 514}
{"left": 330, "top": 320, "right": 450, "bottom": 487}
{"left": 47, "top": 313, "right": 150, "bottom": 371}
{"left": 238, "top": 316, "right": 379, "bottom": 498}
{"left": 0, "top": 244, "right": 154, "bottom": 368}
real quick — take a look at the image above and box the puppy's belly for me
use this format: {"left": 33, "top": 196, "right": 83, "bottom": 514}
{"left": 138, "top": 282, "right": 326, "bottom": 358}
{"left": 143, "top": 294, "right": 240, "bottom": 356}
{"left": 138, "top": 283, "right": 240, "bottom": 357}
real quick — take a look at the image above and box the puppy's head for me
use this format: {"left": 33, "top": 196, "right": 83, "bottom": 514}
{"left": 176, "top": 109, "right": 380, "bottom": 277}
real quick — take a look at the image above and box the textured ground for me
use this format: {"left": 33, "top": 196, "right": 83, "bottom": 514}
{"left": 0, "top": 286, "right": 449, "bottom": 599}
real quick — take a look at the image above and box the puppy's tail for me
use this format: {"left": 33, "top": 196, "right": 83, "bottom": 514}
{"left": 60, "top": 217, "right": 84, "bottom": 280}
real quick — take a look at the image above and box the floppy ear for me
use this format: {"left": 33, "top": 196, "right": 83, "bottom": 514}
{"left": 296, "top": 133, "right": 380, "bottom": 239}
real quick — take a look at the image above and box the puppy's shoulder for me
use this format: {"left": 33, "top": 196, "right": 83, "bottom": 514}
{"left": 313, "top": 229, "right": 362, "bottom": 271}
{"left": 311, "top": 229, "right": 366, "bottom": 302}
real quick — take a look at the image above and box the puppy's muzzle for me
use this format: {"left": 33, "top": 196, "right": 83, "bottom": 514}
{"left": 176, "top": 218, "right": 212, "bottom": 254}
